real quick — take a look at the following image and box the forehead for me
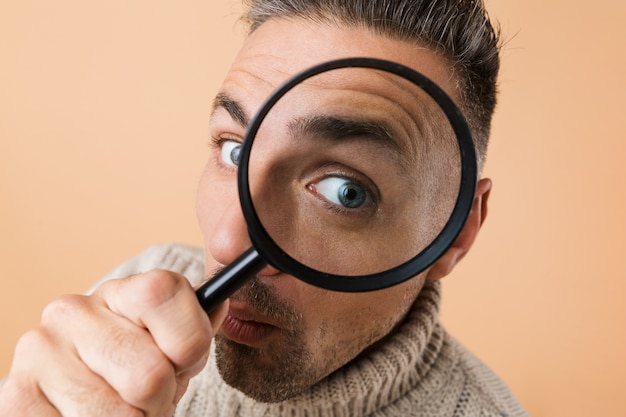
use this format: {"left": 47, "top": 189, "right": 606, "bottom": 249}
{"left": 219, "top": 18, "right": 457, "bottom": 162}
{"left": 224, "top": 18, "right": 457, "bottom": 107}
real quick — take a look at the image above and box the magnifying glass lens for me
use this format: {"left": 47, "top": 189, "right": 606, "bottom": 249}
{"left": 247, "top": 66, "right": 462, "bottom": 277}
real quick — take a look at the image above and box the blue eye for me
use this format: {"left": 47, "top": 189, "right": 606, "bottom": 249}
{"left": 314, "top": 177, "right": 371, "bottom": 209}
{"left": 220, "top": 140, "right": 242, "bottom": 167}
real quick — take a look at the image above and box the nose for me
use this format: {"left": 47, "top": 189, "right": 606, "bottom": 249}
{"left": 207, "top": 196, "right": 251, "bottom": 266}
{"left": 207, "top": 197, "right": 281, "bottom": 277}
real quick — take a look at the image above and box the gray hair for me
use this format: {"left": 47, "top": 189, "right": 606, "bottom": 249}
{"left": 241, "top": 0, "right": 502, "bottom": 168}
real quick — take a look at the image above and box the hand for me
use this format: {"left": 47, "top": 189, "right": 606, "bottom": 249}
{"left": 0, "top": 270, "right": 228, "bottom": 416}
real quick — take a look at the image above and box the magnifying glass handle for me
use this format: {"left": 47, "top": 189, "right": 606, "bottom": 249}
{"left": 195, "top": 247, "right": 265, "bottom": 312}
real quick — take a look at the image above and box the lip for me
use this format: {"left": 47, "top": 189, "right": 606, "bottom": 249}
{"left": 219, "top": 302, "right": 280, "bottom": 345}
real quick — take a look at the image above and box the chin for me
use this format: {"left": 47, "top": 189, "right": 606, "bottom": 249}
{"left": 214, "top": 333, "right": 321, "bottom": 402}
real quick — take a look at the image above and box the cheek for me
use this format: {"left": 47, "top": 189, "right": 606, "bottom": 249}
{"left": 196, "top": 163, "right": 229, "bottom": 245}
{"left": 298, "top": 279, "right": 423, "bottom": 363}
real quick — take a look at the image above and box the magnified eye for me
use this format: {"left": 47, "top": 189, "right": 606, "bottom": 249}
{"left": 312, "top": 177, "right": 372, "bottom": 209}
{"left": 220, "top": 140, "right": 242, "bottom": 167}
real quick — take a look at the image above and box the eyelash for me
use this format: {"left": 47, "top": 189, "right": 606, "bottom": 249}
{"left": 210, "top": 136, "right": 242, "bottom": 171}
{"left": 308, "top": 169, "right": 379, "bottom": 216}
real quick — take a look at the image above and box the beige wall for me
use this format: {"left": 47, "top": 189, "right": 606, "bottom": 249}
{"left": 1, "top": 1, "right": 625, "bottom": 415}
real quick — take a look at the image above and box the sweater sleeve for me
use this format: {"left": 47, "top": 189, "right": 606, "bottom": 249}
{"left": 86, "top": 243, "right": 206, "bottom": 293}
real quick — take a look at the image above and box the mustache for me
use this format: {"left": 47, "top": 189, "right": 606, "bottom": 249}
{"left": 207, "top": 266, "right": 302, "bottom": 328}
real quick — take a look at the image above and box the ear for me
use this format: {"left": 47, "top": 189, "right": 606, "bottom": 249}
{"left": 426, "top": 178, "right": 492, "bottom": 281}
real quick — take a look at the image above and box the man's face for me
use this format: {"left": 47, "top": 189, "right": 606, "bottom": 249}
{"left": 196, "top": 18, "right": 459, "bottom": 401}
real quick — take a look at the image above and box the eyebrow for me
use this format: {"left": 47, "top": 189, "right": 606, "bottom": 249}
{"left": 289, "top": 115, "right": 410, "bottom": 172}
{"left": 212, "top": 92, "right": 250, "bottom": 127}
{"left": 211, "top": 92, "right": 411, "bottom": 174}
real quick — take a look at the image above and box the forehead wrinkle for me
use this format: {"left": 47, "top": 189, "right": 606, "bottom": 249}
{"left": 228, "top": 52, "right": 295, "bottom": 94}
{"left": 371, "top": 71, "right": 437, "bottom": 140}
{"left": 297, "top": 74, "right": 424, "bottom": 170}
{"left": 213, "top": 57, "right": 297, "bottom": 129}
{"left": 365, "top": 72, "right": 454, "bottom": 175}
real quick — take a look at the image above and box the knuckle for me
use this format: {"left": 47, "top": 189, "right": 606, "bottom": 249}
{"left": 137, "top": 269, "right": 187, "bottom": 307}
{"left": 40, "top": 294, "right": 88, "bottom": 326}
{"left": 14, "top": 328, "right": 53, "bottom": 361}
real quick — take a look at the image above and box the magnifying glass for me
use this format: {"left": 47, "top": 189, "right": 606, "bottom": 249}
{"left": 196, "top": 57, "right": 477, "bottom": 312}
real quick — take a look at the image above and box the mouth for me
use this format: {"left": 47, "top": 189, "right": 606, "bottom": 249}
{"left": 219, "top": 301, "right": 280, "bottom": 346}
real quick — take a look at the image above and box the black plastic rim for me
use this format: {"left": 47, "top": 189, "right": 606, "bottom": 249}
{"left": 237, "top": 57, "right": 477, "bottom": 292}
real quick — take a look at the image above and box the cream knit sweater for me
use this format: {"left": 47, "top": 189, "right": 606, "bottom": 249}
{"left": 99, "top": 244, "right": 527, "bottom": 417}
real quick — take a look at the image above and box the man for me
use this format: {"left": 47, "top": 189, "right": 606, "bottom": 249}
{"left": 0, "top": 0, "right": 527, "bottom": 415}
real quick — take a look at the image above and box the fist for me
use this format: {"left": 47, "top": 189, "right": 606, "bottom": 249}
{"left": 0, "top": 270, "right": 228, "bottom": 416}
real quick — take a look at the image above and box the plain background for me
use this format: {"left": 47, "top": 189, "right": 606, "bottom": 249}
{"left": 1, "top": 0, "right": 625, "bottom": 415}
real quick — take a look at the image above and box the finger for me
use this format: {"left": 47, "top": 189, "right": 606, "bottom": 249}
{"left": 8, "top": 328, "right": 143, "bottom": 417}
{"left": 170, "top": 301, "right": 229, "bottom": 411}
{"left": 0, "top": 378, "right": 62, "bottom": 417}
{"left": 40, "top": 294, "right": 177, "bottom": 414}
{"left": 98, "top": 270, "right": 217, "bottom": 373}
